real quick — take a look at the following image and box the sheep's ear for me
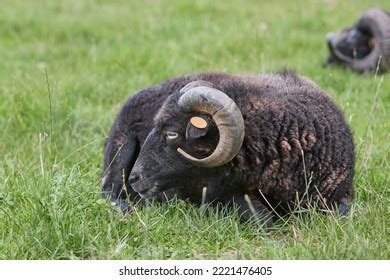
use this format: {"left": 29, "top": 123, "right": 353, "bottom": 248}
{"left": 186, "top": 117, "right": 209, "bottom": 140}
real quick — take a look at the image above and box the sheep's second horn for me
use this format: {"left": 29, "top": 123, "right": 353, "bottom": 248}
{"left": 177, "top": 82, "right": 245, "bottom": 167}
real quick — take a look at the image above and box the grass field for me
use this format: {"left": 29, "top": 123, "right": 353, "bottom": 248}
{"left": 0, "top": 0, "right": 389, "bottom": 259}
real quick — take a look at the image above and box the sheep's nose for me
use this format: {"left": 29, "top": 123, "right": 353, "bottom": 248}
{"left": 129, "top": 173, "right": 140, "bottom": 184}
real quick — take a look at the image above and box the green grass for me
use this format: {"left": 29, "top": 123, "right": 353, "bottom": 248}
{"left": 0, "top": 0, "right": 389, "bottom": 259}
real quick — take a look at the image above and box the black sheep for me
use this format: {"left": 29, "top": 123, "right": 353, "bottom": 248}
{"left": 102, "top": 71, "right": 355, "bottom": 226}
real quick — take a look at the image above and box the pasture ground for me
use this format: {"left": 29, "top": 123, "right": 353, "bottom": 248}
{"left": 0, "top": 0, "right": 389, "bottom": 259}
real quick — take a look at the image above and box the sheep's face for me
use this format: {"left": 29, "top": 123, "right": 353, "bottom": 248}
{"left": 129, "top": 81, "right": 245, "bottom": 199}
{"left": 129, "top": 107, "right": 219, "bottom": 199}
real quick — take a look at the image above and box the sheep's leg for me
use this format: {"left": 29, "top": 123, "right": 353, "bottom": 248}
{"left": 334, "top": 195, "right": 353, "bottom": 216}
{"left": 337, "top": 201, "right": 350, "bottom": 216}
{"left": 329, "top": 178, "right": 354, "bottom": 216}
{"left": 226, "top": 193, "right": 273, "bottom": 228}
{"left": 336, "top": 183, "right": 354, "bottom": 216}
{"left": 102, "top": 131, "right": 141, "bottom": 213}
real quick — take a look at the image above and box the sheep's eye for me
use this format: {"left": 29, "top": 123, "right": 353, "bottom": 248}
{"left": 166, "top": 131, "right": 179, "bottom": 140}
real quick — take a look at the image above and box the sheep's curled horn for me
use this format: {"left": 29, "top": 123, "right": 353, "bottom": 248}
{"left": 177, "top": 80, "right": 245, "bottom": 167}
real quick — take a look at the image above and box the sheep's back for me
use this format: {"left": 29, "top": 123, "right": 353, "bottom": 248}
{"left": 219, "top": 73, "right": 355, "bottom": 205}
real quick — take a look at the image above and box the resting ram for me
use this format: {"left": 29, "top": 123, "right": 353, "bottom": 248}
{"left": 102, "top": 71, "right": 355, "bottom": 227}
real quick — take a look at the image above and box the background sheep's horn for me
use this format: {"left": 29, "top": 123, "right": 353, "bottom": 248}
{"left": 177, "top": 83, "right": 245, "bottom": 167}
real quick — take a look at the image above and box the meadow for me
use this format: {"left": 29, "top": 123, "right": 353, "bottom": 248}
{"left": 0, "top": 0, "right": 389, "bottom": 259}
